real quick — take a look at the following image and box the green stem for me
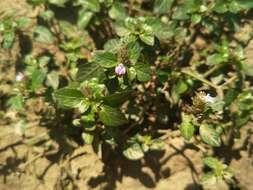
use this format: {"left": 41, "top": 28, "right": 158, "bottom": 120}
{"left": 182, "top": 69, "right": 219, "bottom": 89}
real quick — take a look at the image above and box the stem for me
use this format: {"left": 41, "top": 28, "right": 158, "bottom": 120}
{"left": 204, "top": 65, "right": 223, "bottom": 78}
{"left": 182, "top": 69, "right": 218, "bottom": 89}
{"left": 182, "top": 69, "right": 224, "bottom": 99}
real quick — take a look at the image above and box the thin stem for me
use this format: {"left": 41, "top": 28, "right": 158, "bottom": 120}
{"left": 204, "top": 65, "right": 223, "bottom": 78}
{"left": 182, "top": 69, "right": 219, "bottom": 89}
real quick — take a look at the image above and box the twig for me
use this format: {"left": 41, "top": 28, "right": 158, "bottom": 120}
{"left": 182, "top": 69, "right": 219, "bottom": 89}
{"left": 204, "top": 65, "right": 223, "bottom": 77}
{"left": 222, "top": 75, "right": 237, "bottom": 87}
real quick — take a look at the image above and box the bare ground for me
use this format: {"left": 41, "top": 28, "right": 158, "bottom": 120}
{"left": 0, "top": 121, "right": 253, "bottom": 190}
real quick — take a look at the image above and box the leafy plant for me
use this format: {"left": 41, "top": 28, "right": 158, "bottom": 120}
{"left": 1, "top": 0, "right": 253, "bottom": 188}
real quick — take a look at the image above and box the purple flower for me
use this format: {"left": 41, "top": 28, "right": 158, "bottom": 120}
{"left": 115, "top": 64, "right": 126, "bottom": 76}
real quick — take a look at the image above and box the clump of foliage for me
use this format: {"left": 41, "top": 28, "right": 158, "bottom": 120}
{"left": 1, "top": 0, "right": 253, "bottom": 187}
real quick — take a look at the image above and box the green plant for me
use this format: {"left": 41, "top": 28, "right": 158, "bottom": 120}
{"left": 1, "top": 0, "right": 253, "bottom": 188}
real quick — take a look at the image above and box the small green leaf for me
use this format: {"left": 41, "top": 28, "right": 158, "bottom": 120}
{"left": 93, "top": 51, "right": 118, "bottom": 68}
{"left": 40, "top": 10, "right": 54, "bottom": 21}
{"left": 30, "top": 69, "right": 46, "bottom": 91}
{"left": 103, "top": 90, "right": 132, "bottom": 106}
{"left": 123, "top": 143, "right": 144, "bottom": 160}
{"left": 77, "top": 63, "right": 105, "bottom": 82}
{"left": 140, "top": 31, "right": 155, "bottom": 46}
{"left": 134, "top": 64, "right": 152, "bottom": 82}
{"left": 209, "top": 100, "right": 225, "bottom": 112}
{"left": 203, "top": 157, "right": 221, "bottom": 169}
{"left": 3, "top": 31, "right": 15, "bottom": 49}
{"left": 55, "top": 88, "right": 84, "bottom": 108}
{"left": 200, "top": 124, "right": 221, "bottom": 147}
{"left": 109, "top": 2, "right": 127, "bottom": 20}
{"left": 128, "top": 67, "right": 137, "bottom": 81}
{"left": 191, "top": 14, "right": 202, "bottom": 25}
{"left": 175, "top": 79, "right": 188, "bottom": 95}
{"left": 154, "top": 0, "right": 174, "bottom": 13}
{"left": 99, "top": 105, "right": 128, "bottom": 127}
{"left": 46, "top": 71, "right": 59, "bottom": 89}
{"left": 76, "top": 0, "right": 100, "bottom": 12}
{"left": 127, "top": 40, "right": 141, "bottom": 64}
{"left": 16, "top": 17, "right": 32, "bottom": 28}
{"left": 7, "top": 95, "right": 24, "bottom": 110}
{"left": 150, "top": 139, "right": 165, "bottom": 150}
{"left": 77, "top": 10, "right": 93, "bottom": 28}
{"left": 237, "top": 0, "right": 253, "bottom": 9}
{"left": 207, "top": 54, "right": 226, "bottom": 65}
{"left": 104, "top": 39, "right": 121, "bottom": 53}
{"left": 49, "top": 0, "right": 69, "bottom": 6}
{"left": 241, "top": 62, "right": 253, "bottom": 77}
{"left": 82, "top": 132, "right": 94, "bottom": 144}
{"left": 34, "top": 26, "right": 54, "bottom": 44}
{"left": 179, "top": 114, "right": 195, "bottom": 141}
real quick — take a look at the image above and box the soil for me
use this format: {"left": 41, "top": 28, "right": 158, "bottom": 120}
{"left": 0, "top": 121, "right": 253, "bottom": 190}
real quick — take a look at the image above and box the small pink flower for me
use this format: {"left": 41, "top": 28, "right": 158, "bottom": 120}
{"left": 115, "top": 64, "right": 126, "bottom": 76}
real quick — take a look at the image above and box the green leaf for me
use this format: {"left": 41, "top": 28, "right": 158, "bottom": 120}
{"left": 200, "top": 124, "right": 221, "bottom": 147}
{"left": 59, "top": 21, "right": 76, "bottom": 38}
{"left": 82, "top": 132, "right": 94, "bottom": 144}
{"left": 241, "top": 62, "right": 253, "bottom": 77}
{"left": 104, "top": 38, "right": 121, "bottom": 53}
{"left": 49, "top": 0, "right": 69, "bottom": 6}
{"left": 77, "top": 10, "right": 93, "bottom": 28}
{"left": 3, "top": 31, "right": 15, "bottom": 49}
{"left": 203, "top": 157, "right": 221, "bottom": 169}
{"left": 54, "top": 88, "right": 84, "bottom": 108}
{"left": 30, "top": 69, "right": 46, "bottom": 91}
{"left": 150, "top": 139, "right": 165, "bottom": 150}
{"left": 237, "top": 0, "right": 253, "bottom": 9}
{"left": 103, "top": 90, "right": 132, "bottom": 106}
{"left": 154, "top": 0, "right": 174, "bottom": 13}
{"left": 109, "top": 2, "right": 127, "bottom": 20}
{"left": 7, "top": 95, "right": 24, "bottom": 110}
{"left": 123, "top": 143, "right": 144, "bottom": 160}
{"left": 206, "top": 53, "right": 226, "bottom": 65}
{"left": 209, "top": 100, "right": 225, "bottom": 112}
{"left": 134, "top": 64, "right": 152, "bottom": 82}
{"left": 34, "top": 26, "right": 54, "bottom": 44}
{"left": 76, "top": 63, "right": 105, "bottom": 82}
{"left": 46, "top": 71, "right": 59, "bottom": 89}
{"left": 179, "top": 114, "right": 195, "bottom": 141}
{"left": 99, "top": 105, "right": 128, "bottom": 127}
{"left": 175, "top": 79, "right": 188, "bottom": 95}
{"left": 172, "top": 7, "right": 189, "bottom": 20}
{"left": 191, "top": 14, "right": 202, "bottom": 25}
{"left": 75, "top": 0, "right": 100, "bottom": 12}
{"left": 140, "top": 31, "right": 155, "bottom": 46}
{"left": 127, "top": 40, "right": 141, "bottom": 64}
{"left": 16, "top": 17, "right": 32, "bottom": 28}
{"left": 128, "top": 67, "right": 137, "bottom": 81}
{"left": 93, "top": 51, "right": 118, "bottom": 68}
{"left": 40, "top": 10, "right": 54, "bottom": 21}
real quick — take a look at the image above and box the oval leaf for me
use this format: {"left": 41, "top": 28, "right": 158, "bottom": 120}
{"left": 99, "top": 105, "right": 128, "bottom": 127}
{"left": 54, "top": 88, "right": 84, "bottom": 108}
{"left": 200, "top": 124, "right": 221, "bottom": 147}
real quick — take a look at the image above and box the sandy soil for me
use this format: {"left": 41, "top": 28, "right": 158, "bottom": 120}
{"left": 0, "top": 122, "right": 253, "bottom": 190}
